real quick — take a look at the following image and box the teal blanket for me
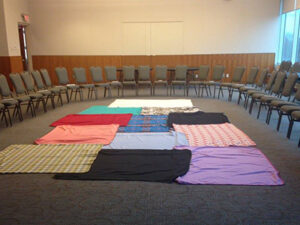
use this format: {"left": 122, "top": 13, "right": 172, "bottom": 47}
{"left": 79, "top": 106, "right": 142, "bottom": 115}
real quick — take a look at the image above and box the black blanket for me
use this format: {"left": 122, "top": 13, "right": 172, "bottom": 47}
{"left": 167, "top": 111, "right": 230, "bottom": 127}
{"left": 54, "top": 149, "right": 191, "bottom": 183}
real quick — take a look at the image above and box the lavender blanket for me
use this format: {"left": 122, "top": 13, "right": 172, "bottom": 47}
{"left": 175, "top": 146, "right": 284, "bottom": 186}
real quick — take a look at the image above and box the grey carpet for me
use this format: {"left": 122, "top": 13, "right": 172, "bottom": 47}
{"left": 1, "top": 87, "right": 300, "bottom": 225}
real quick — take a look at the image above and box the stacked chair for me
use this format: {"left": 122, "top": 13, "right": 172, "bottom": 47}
{"left": 218, "top": 66, "right": 245, "bottom": 100}
{"left": 55, "top": 67, "right": 81, "bottom": 101}
{"left": 90, "top": 66, "right": 111, "bottom": 98}
{"left": 153, "top": 65, "right": 169, "bottom": 96}
{"left": 171, "top": 65, "right": 188, "bottom": 96}
{"left": 73, "top": 67, "right": 96, "bottom": 100}
{"left": 187, "top": 65, "right": 209, "bottom": 97}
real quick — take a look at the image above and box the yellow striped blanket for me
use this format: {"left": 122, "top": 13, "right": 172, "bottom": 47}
{"left": 0, "top": 144, "right": 102, "bottom": 173}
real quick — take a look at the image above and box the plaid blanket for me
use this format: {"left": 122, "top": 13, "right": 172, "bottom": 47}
{"left": 141, "top": 107, "right": 201, "bottom": 115}
{"left": 118, "top": 115, "right": 169, "bottom": 132}
{"left": 0, "top": 144, "right": 102, "bottom": 173}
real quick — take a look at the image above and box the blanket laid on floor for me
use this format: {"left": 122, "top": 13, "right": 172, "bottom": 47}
{"left": 167, "top": 111, "right": 229, "bottom": 127}
{"left": 141, "top": 107, "right": 201, "bottom": 115}
{"left": 175, "top": 146, "right": 284, "bottom": 186}
{"left": 118, "top": 115, "right": 169, "bottom": 132}
{"left": 102, "top": 131, "right": 189, "bottom": 149}
{"left": 173, "top": 123, "right": 255, "bottom": 147}
{"left": 50, "top": 114, "right": 132, "bottom": 127}
{"left": 54, "top": 149, "right": 192, "bottom": 182}
{"left": 0, "top": 144, "right": 102, "bottom": 173}
{"left": 79, "top": 106, "right": 141, "bottom": 115}
{"left": 35, "top": 124, "right": 119, "bottom": 145}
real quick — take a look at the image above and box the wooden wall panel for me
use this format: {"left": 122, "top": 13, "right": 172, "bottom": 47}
{"left": 0, "top": 56, "right": 23, "bottom": 89}
{"left": 32, "top": 53, "right": 275, "bottom": 85}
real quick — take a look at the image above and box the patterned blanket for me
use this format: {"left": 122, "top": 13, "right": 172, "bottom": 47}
{"left": 141, "top": 107, "right": 201, "bottom": 115}
{"left": 118, "top": 115, "right": 169, "bottom": 132}
{"left": 0, "top": 144, "right": 102, "bottom": 173}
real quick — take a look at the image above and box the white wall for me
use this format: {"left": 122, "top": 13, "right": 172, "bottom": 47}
{"left": 0, "top": 0, "right": 9, "bottom": 56}
{"left": 28, "top": 0, "right": 280, "bottom": 56}
{"left": 3, "top": 0, "right": 29, "bottom": 56}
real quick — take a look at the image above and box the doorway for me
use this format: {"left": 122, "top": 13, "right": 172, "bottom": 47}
{"left": 18, "top": 25, "right": 29, "bottom": 71}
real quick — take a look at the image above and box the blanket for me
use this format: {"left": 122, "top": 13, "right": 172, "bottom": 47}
{"left": 79, "top": 106, "right": 141, "bottom": 115}
{"left": 141, "top": 107, "right": 201, "bottom": 115}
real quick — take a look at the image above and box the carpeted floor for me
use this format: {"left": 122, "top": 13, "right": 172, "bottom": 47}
{"left": 1, "top": 87, "right": 300, "bottom": 225}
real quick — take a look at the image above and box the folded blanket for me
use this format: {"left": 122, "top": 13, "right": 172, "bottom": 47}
{"left": 173, "top": 123, "right": 255, "bottom": 147}
{"left": 79, "top": 106, "right": 141, "bottom": 115}
{"left": 103, "top": 131, "right": 188, "bottom": 149}
{"left": 0, "top": 144, "right": 102, "bottom": 173}
{"left": 50, "top": 114, "right": 132, "bottom": 127}
{"left": 118, "top": 115, "right": 169, "bottom": 132}
{"left": 54, "top": 149, "right": 191, "bottom": 183}
{"left": 35, "top": 125, "right": 119, "bottom": 145}
{"left": 167, "top": 111, "right": 229, "bottom": 127}
{"left": 175, "top": 146, "right": 284, "bottom": 186}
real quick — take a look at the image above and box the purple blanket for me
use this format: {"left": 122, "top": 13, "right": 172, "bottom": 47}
{"left": 175, "top": 146, "right": 284, "bottom": 186}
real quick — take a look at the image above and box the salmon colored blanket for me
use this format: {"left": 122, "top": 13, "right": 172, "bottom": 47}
{"left": 50, "top": 114, "right": 132, "bottom": 127}
{"left": 35, "top": 125, "right": 119, "bottom": 145}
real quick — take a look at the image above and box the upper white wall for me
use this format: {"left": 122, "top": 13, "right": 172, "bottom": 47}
{"left": 3, "top": 0, "right": 29, "bottom": 56}
{"left": 0, "top": 0, "right": 9, "bottom": 56}
{"left": 28, "top": 0, "right": 281, "bottom": 55}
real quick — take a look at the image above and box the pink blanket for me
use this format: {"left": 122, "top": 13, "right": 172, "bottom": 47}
{"left": 173, "top": 123, "right": 255, "bottom": 147}
{"left": 35, "top": 124, "right": 119, "bottom": 145}
{"left": 175, "top": 146, "right": 284, "bottom": 186}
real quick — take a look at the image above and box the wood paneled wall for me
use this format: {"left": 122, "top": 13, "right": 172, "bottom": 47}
{"left": 0, "top": 56, "right": 23, "bottom": 89}
{"left": 32, "top": 53, "right": 275, "bottom": 85}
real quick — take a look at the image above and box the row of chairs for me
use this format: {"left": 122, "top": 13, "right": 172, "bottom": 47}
{"left": 218, "top": 61, "right": 300, "bottom": 146}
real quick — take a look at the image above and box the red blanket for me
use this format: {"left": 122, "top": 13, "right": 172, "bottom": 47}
{"left": 50, "top": 114, "right": 132, "bottom": 127}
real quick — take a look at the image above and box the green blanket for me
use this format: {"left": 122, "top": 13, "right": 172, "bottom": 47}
{"left": 79, "top": 106, "right": 142, "bottom": 115}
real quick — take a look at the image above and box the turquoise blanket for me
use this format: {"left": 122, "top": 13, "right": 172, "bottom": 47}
{"left": 79, "top": 106, "right": 142, "bottom": 115}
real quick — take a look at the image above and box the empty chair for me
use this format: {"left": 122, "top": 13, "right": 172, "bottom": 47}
{"left": 287, "top": 111, "right": 300, "bottom": 147}
{"left": 206, "top": 65, "right": 225, "bottom": 98}
{"left": 40, "top": 68, "right": 69, "bottom": 103}
{"left": 73, "top": 67, "right": 96, "bottom": 100}
{"left": 90, "top": 66, "right": 111, "bottom": 98}
{"left": 0, "top": 103, "right": 8, "bottom": 127}
{"left": 279, "top": 61, "right": 292, "bottom": 72}
{"left": 153, "top": 65, "right": 169, "bottom": 96}
{"left": 187, "top": 65, "right": 209, "bottom": 97}
{"left": 32, "top": 70, "right": 63, "bottom": 107}
{"left": 20, "top": 71, "right": 48, "bottom": 112}
{"left": 218, "top": 66, "right": 245, "bottom": 100}
{"left": 121, "top": 66, "right": 137, "bottom": 96}
{"left": 104, "top": 66, "right": 122, "bottom": 96}
{"left": 248, "top": 70, "right": 278, "bottom": 113}
{"left": 266, "top": 73, "right": 299, "bottom": 124}
{"left": 240, "top": 68, "right": 269, "bottom": 107}
{"left": 9, "top": 73, "right": 36, "bottom": 117}
{"left": 55, "top": 67, "right": 81, "bottom": 101}
{"left": 0, "top": 74, "right": 22, "bottom": 125}
{"left": 137, "top": 65, "right": 152, "bottom": 95}
{"left": 171, "top": 65, "right": 188, "bottom": 96}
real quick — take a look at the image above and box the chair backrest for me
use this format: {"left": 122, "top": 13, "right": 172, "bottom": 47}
{"left": 104, "top": 66, "right": 117, "bottom": 81}
{"left": 138, "top": 66, "right": 150, "bottom": 81}
{"left": 231, "top": 66, "right": 245, "bottom": 83}
{"left": 90, "top": 66, "right": 104, "bottom": 83}
{"left": 290, "top": 62, "right": 300, "bottom": 77}
{"left": 73, "top": 67, "right": 87, "bottom": 84}
{"left": 40, "top": 69, "right": 53, "bottom": 87}
{"left": 271, "top": 71, "right": 286, "bottom": 94}
{"left": 279, "top": 61, "right": 292, "bottom": 72}
{"left": 265, "top": 71, "right": 277, "bottom": 91}
{"left": 55, "top": 67, "right": 70, "bottom": 85}
{"left": 0, "top": 74, "right": 12, "bottom": 97}
{"left": 21, "top": 71, "right": 35, "bottom": 92}
{"left": 281, "top": 72, "right": 298, "bottom": 97}
{"left": 211, "top": 65, "right": 225, "bottom": 81}
{"left": 246, "top": 67, "right": 259, "bottom": 84}
{"left": 32, "top": 70, "right": 46, "bottom": 90}
{"left": 9, "top": 73, "right": 27, "bottom": 95}
{"left": 122, "top": 66, "right": 135, "bottom": 81}
{"left": 256, "top": 68, "right": 269, "bottom": 87}
{"left": 155, "top": 65, "right": 168, "bottom": 80}
{"left": 198, "top": 65, "right": 209, "bottom": 81}
{"left": 175, "top": 65, "right": 188, "bottom": 81}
